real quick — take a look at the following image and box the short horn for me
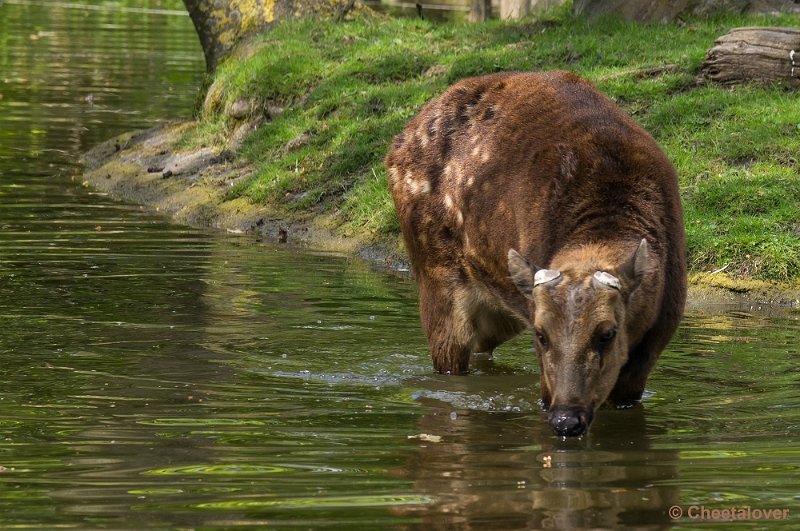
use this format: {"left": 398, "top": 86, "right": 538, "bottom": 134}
{"left": 593, "top": 271, "right": 621, "bottom": 290}
{"left": 533, "top": 269, "right": 561, "bottom": 287}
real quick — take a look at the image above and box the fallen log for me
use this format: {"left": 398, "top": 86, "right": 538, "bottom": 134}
{"left": 699, "top": 27, "right": 800, "bottom": 89}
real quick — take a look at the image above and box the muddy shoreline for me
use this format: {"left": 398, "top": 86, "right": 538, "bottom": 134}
{"left": 81, "top": 122, "right": 411, "bottom": 266}
{"left": 82, "top": 122, "right": 800, "bottom": 309}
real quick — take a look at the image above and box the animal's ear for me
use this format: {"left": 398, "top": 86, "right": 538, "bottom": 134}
{"left": 508, "top": 249, "right": 535, "bottom": 299}
{"left": 620, "top": 238, "right": 650, "bottom": 291}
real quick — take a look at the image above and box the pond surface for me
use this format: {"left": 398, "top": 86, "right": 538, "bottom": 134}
{"left": 1, "top": 1, "right": 799, "bottom": 529}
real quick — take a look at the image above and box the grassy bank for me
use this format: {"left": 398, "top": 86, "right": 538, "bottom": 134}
{"left": 182, "top": 6, "right": 800, "bottom": 285}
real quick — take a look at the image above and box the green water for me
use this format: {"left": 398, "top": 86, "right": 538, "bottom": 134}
{"left": 1, "top": 1, "right": 798, "bottom": 528}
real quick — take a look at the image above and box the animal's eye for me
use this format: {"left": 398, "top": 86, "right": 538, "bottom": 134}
{"left": 595, "top": 326, "right": 618, "bottom": 351}
{"left": 535, "top": 329, "right": 548, "bottom": 350}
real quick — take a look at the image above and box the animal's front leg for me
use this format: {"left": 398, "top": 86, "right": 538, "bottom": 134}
{"left": 417, "top": 276, "right": 472, "bottom": 375}
{"left": 608, "top": 337, "right": 662, "bottom": 406}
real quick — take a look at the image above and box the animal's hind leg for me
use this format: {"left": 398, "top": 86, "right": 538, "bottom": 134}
{"left": 416, "top": 277, "right": 472, "bottom": 375}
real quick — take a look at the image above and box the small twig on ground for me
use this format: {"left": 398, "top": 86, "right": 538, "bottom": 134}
{"left": 709, "top": 264, "right": 730, "bottom": 275}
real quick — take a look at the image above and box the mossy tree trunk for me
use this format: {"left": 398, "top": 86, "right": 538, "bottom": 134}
{"left": 183, "top": 0, "right": 360, "bottom": 72}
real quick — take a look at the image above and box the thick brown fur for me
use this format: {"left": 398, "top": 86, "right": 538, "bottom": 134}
{"left": 386, "top": 71, "right": 686, "bottom": 417}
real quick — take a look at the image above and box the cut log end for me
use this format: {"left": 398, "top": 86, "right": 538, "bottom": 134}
{"left": 699, "top": 27, "right": 800, "bottom": 89}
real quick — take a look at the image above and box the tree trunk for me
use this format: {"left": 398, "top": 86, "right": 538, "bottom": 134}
{"left": 497, "top": 0, "right": 566, "bottom": 21}
{"left": 501, "top": 0, "right": 530, "bottom": 20}
{"left": 183, "top": 0, "right": 362, "bottom": 72}
{"left": 470, "top": 0, "right": 492, "bottom": 22}
{"left": 699, "top": 27, "right": 800, "bottom": 89}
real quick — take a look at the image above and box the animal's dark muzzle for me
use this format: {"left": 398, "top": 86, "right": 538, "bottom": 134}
{"left": 549, "top": 407, "right": 593, "bottom": 437}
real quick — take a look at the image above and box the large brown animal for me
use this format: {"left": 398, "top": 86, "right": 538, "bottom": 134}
{"left": 386, "top": 71, "right": 686, "bottom": 437}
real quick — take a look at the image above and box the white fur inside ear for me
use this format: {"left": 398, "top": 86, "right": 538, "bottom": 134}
{"left": 533, "top": 269, "right": 560, "bottom": 287}
{"left": 593, "top": 271, "right": 621, "bottom": 290}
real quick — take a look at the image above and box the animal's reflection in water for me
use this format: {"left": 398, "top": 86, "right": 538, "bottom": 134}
{"left": 395, "top": 374, "right": 679, "bottom": 529}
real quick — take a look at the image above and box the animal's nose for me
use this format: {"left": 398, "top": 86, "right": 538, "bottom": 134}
{"left": 549, "top": 408, "right": 592, "bottom": 437}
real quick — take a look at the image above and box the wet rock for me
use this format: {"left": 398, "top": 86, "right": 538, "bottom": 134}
{"left": 228, "top": 98, "right": 255, "bottom": 119}
{"left": 267, "top": 104, "right": 285, "bottom": 119}
{"left": 159, "top": 148, "right": 218, "bottom": 178}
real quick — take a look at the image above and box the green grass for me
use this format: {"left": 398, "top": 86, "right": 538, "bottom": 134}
{"left": 182, "top": 5, "right": 800, "bottom": 284}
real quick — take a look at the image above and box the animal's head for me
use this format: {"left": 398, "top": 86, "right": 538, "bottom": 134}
{"left": 507, "top": 240, "right": 650, "bottom": 437}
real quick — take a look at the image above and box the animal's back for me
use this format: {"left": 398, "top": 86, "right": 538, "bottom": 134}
{"left": 387, "top": 70, "right": 681, "bottom": 287}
